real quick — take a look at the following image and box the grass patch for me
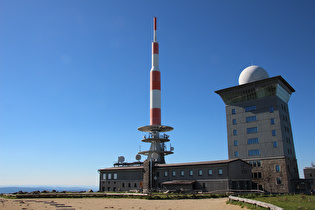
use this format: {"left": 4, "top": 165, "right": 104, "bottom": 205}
{"left": 237, "top": 194, "right": 315, "bottom": 210}
{"left": 226, "top": 199, "right": 267, "bottom": 209}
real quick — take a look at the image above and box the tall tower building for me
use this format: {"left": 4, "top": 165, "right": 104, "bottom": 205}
{"left": 215, "top": 65, "right": 299, "bottom": 193}
{"left": 138, "top": 17, "right": 174, "bottom": 164}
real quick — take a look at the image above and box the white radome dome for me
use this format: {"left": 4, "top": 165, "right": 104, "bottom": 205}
{"left": 239, "top": 65, "right": 269, "bottom": 85}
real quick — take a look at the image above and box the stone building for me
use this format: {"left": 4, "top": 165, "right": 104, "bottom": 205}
{"left": 98, "top": 159, "right": 252, "bottom": 193}
{"left": 215, "top": 65, "right": 299, "bottom": 193}
{"left": 304, "top": 166, "right": 315, "bottom": 190}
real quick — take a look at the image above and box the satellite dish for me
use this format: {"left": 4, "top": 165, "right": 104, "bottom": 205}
{"left": 135, "top": 154, "right": 141, "bottom": 161}
{"left": 118, "top": 156, "right": 125, "bottom": 163}
{"left": 170, "top": 147, "right": 174, "bottom": 151}
{"left": 152, "top": 152, "right": 159, "bottom": 160}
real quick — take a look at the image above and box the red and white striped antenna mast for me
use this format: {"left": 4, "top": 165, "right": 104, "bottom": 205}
{"left": 137, "top": 17, "right": 174, "bottom": 164}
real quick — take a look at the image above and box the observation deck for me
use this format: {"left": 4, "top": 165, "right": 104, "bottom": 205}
{"left": 141, "top": 133, "right": 170, "bottom": 143}
{"left": 138, "top": 125, "right": 173, "bottom": 133}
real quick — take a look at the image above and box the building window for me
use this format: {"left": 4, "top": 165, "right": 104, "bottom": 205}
{"left": 246, "top": 116, "right": 257, "bottom": 123}
{"left": 257, "top": 161, "right": 261, "bottom": 167}
{"left": 134, "top": 183, "right": 137, "bottom": 187}
{"left": 180, "top": 170, "right": 184, "bottom": 176}
{"left": 245, "top": 105, "right": 256, "bottom": 112}
{"left": 232, "top": 119, "right": 237, "bottom": 125}
{"left": 248, "top": 150, "right": 260, "bottom": 156}
{"left": 258, "top": 172, "right": 262, "bottom": 179}
{"left": 270, "top": 106, "right": 274, "bottom": 113}
{"left": 122, "top": 183, "right": 125, "bottom": 188}
{"left": 271, "top": 118, "right": 275, "bottom": 125}
{"left": 272, "top": 130, "right": 276, "bottom": 136}
{"left": 198, "top": 170, "right": 203, "bottom": 176}
{"left": 276, "top": 177, "right": 282, "bottom": 184}
{"left": 273, "top": 141, "right": 278, "bottom": 148}
{"left": 232, "top": 109, "right": 236, "bottom": 114}
{"left": 172, "top": 171, "right": 176, "bottom": 177}
{"left": 203, "top": 183, "right": 207, "bottom": 188}
{"left": 164, "top": 171, "right": 168, "bottom": 177}
{"left": 108, "top": 173, "right": 112, "bottom": 179}
{"left": 108, "top": 187, "right": 111, "bottom": 191}
{"left": 102, "top": 174, "right": 106, "bottom": 180}
{"left": 234, "top": 151, "right": 239, "bottom": 157}
{"left": 128, "top": 183, "right": 131, "bottom": 187}
{"left": 248, "top": 138, "right": 259, "bottom": 144}
{"left": 189, "top": 170, "right": 193, "bottom": 176}
{"left": 218, "top": 169, "right": 223, "bottom": 175}
{"left": 233, "top": 130, "right": 237, "bottom": 135}
{"left": 253, "top": 161, "right": 257, "bottom": 167}
{"left": 208, "top": 169, "right": 212, "bottom": 175}
{"left": 253, "top": 173, "right": 258, "bottom": 179}
{"left": 113, "top": 173, "right": 117, "bottom": 180}
{"left": 234, "top": 140, "right": 238, "bottom": 146}
{"left": 247, "top": 127, "right": 258, "bottom": 134}
{"left": 275, "top": 165, "right": 280, "bottom": 172}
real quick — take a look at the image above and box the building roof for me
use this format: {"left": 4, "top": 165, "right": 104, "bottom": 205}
{"left": 98, "top": 159, "right": 249, "bottom": 171}
{"left": 98, "top": 166, "right": 143, "bottom": 172}
{"left": 215, "top": 75, "right": 295, "bottom": 95}
{"left": 155, "top": 159, "right": 248, "bottom": 168}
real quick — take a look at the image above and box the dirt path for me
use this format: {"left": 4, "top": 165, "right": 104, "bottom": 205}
{"left": 0, "top": 197, "right": 242, "bottom": 210}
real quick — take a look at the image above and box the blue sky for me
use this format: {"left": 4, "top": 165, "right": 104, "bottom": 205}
{"left": 1, "top": 0, "right": 314, "bottom": 187}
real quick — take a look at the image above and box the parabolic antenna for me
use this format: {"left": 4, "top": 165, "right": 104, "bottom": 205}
{"left": 118, "top": 156, "right": 125, "bottom": 163}
{"left": 135, "top": 154, "right": 141, "bottom": 161}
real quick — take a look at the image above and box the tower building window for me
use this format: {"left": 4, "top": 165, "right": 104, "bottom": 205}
{"left": 233, "top": 130, "right": 237, "bottom": 135}
{"left": 172, "top": 171, "right": 176, "bottom": 177}
{"left": 246, "top": 116, "right": 257, "bottom": 122}
{"left": 248, "top": 150, "right": 260, "bottom": 156}
{"left": 232, "top": 119, "right": 237, "bottom": 125}
{"left": 164, "top": 171, "right": 168, "bottom": 177}
{"left": 271, "top": 118, "right": 275, "bottom": 125}
{"left": 234, "top": 151, "right": 239, "bottom": 157}
{"left": 234, "top": 140, "right": 238, "bottom": 146}
{"left": 232, "top": 109, "right": 236, "bottom": 114}
{"left": 247, "top": 127, "right": 258, "bottom": 134}
{"left": 180, "top": 170, "right": 184, "bottom": 176}
{"left": 275, "top": 165, "right": 280, "bottom": 172}
{"left": 245, "top": 105, "right": 256, "bottom": 112}
{"left": 248, "top": 138, "right": 259, "bottom": 144}
{"left": 189, "top": 170, "right": 193, "bottom": 176}
{"left": 270, "top": 106, "right": 274, "bottom": 113}
{"left": 272, "top": 130, "right": 276, "bottom": 136}
{"left": 273, "top": 141, "right": 278, "bottom": 148}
